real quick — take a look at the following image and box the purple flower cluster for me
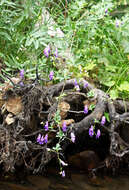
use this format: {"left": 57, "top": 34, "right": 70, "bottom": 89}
{"left": 44, "top": 46, "right": 58, "bottom": 58}
{"left": 89, "top": 126, "right": 101, "bottom": 139}
{"left": 20, "top": 69, "right": 24, "bottom": 79}
{"left": 37, "top": 133, "right": 48, "bottom": 144}
{"left": 101, "top": 116, "right": 106, "bottom": 126}
{"left": 44, "top": 45, "right": 51, "bottom": 57}
{"left": 84, "top": 105, "right": 88, "bottom": 114}
{"left": 62, "top": 121, "right": 67, "bottom": 132}
{"left": 49, "top": 71, "right": 54, "bottom": 81}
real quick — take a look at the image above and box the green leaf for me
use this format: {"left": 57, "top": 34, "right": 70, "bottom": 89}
{"left": 109, "top": 89, "right": 119, "bottom": 100}
{"left": 103, "top": 81, "right": 115, "bottom": 87}
{"left": 84, "top": 62, "right": 96, "bottom": 71}
{"left": 87, "top": 90, "right": 94, "bottom": 98}
{"left": 89, "top": 104, "right": 96, "bottom": 111}
{"left": 104, "top": 112, "right": 110, "bottom": 122}
{"left": 25, "top": 37, "right": 34, "bottom": 47}
{"left": 33, "top": 40, "right": 39, "bottom": 50}
{"left": 56, "top": 130, "right": 64, "bottom": 138}
{"left": 118, "top": 81, "right": 129, "bottom": 92}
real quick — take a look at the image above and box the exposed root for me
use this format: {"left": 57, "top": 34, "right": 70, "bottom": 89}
{"left": 0, "top": 77, "right": 129, "bottom": 175}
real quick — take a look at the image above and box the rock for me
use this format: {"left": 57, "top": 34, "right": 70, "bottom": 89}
{"left": 68, "top": 150, "right": 100, "bottom": 171}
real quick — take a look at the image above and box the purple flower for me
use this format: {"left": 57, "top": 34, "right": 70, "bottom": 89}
{"left": 96, "top": 129, "right": 101, "bottom": 139}
{"left": 84, "top": 105, "right": 88, "bottom": 114}
{"left": 39, "top": 135, "right": 44, "bottom": 145}
{"left": 54, "top": 47, "right": 58, "bottom": 58}
{"left": 44, "top": 134, "right": 48, "bottom": 144}
{"left": 20, "top": 69, "right": 24, "bottom": 79}
{"left": 75, "top": 85, "right": 80, "bottom": 91}
{"left": 83, "top": 82, "right": 88, "bottom": 88}
{"left": 101, "top": 116, "right": 106, "bottom": 126}
{"left": 71, "top": 132, "right": 75, "bottom": 143}
{"left": 105, "top": 8, "right": 108, "bottom": 14}
{"left": 44, "top": 121, "right": 48, "bottom": 131}
{"left": 74, "top": 79, "right": 78, "bottom": 86}
{"left": 89, "top": 125, "right": 94, "bottom": 137}
{"left": 62, "top": 121, "right": 67, "bottom": 132}
{"left": 37, "top": 134, "right": 41, "bottom": 143}
{"left": 49, "top": 71, "right": 54, "bottom": 81}
{"left": 62, "top": 170, "right": 65, "bottom": 177}
{"left": 116, "top": 20, "right": 120, "bottom": 28}
{"left": 19, "top": 81, "right": 24, "bottom": 87}
{"left": 44, "top": 45, "right": 51, "bottom": 57}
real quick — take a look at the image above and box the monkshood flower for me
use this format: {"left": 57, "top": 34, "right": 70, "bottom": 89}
{"left": 83, "top": 82, "right": 88, "bottom": 88}
{"left": 84, "top": 105, "right": 88, "bottom": 114}
{"left": 89, "top": 125, "right": 94, "bottom": 137}
{"left": 39, "top": 135, "right": 44, "bottom": 145}
{"left": 20, "top": 69, "right": 24, "bottom": 79}
{"left": 37, "top": 134, "right": 42, "bottom": 143}
{"left": 62, "top": 170, "right": 65, "bottom": 177}
{"left": 62, "top": 121, "right": 67, "bottom": 132}
{"left": 116, "top": 20, "right": 120, "bottom": 28}
{"left": 44, "top": 134, "right": 48, "bottom": 144}
{"left": 75, "top": 85, "right": 80, "bottom": 91}
{"left": 44, "top": 121, "right": 48, "bottom": 131}
{"left": 71, "top": 132, "right": 75, "bottom": 143}
{"left": 44, "top": 45, "right": 51, "bottom": 57}
{"left": 19, "top": 81, "right": 24, "bottom": 87}
{"left": 96, "top": 129, "right": 101, "bottom": 139}
{"left": 105, "top": 8, "right": 108, "bottom": 14}
{"left": 101, "top": 116, "right": 106, "bottom": 126}
{"left": 49, "top": 71, "right": 54, "bottom": 81}
{"left": 74, "top": 79, "right": 78, "bottom": 86}
{"left": 54, "top": 47, "right": 58, "bottom": 58}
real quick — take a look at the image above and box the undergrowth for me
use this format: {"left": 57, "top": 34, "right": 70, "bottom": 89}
{"left": 0, "top": 0, "right": 129, "bottom": 99}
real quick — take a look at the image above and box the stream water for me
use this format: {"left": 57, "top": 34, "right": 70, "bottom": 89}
{"left": 0, "top": 169, "right": 129, "bottom": 190}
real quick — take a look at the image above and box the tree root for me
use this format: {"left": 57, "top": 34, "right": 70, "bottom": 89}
{"left": 0, "top": 78, "right": 129, "bottom": 175}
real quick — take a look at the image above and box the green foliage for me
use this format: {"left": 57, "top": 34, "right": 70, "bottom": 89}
{"left": 0, "top": 0, "right": 129, "bottom": 99}
{"left": 62, "top": 0, "right": 129, "bottom": 99}
{"left": 0, "top": 0, "right": 69, "bottom": 81}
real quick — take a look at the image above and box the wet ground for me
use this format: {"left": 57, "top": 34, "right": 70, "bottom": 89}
{"left": 0, "top": 169, "right": 129, "bottom": 190}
